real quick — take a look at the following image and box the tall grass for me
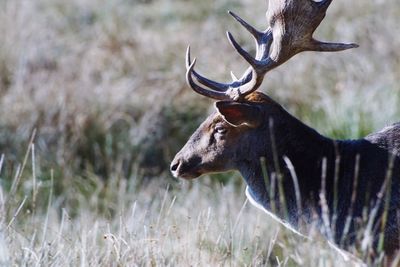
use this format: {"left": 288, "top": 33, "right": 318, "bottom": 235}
{"left": 0, "top": 0, "right": 399, "bottom": 265}
{"left": 1, "top": 145, "right": 363, "bottom": 266}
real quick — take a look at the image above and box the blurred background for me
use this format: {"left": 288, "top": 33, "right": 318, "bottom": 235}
{"left": 1, "top": 0, "right": 399, "bottom": 182}
{"left": 0, "top": 0, "right": 399, "bottom": 265}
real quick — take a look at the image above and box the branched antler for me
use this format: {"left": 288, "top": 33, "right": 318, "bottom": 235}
{"left": 186, "top": 0, "right": 358, "bottom": 101}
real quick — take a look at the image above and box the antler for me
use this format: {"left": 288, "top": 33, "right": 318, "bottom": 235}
{"left": 186, "top": 0, "right": 358, "bottom": 101}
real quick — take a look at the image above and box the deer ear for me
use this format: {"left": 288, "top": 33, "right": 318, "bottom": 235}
{"left": 215, "top": 101, "right": 262, "bottom": 128}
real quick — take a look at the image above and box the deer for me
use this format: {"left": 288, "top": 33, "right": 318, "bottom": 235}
{"left": 170, "top": 0, "right": 400, "bottom": 265}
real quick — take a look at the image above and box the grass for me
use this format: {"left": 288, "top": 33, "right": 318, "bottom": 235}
{"left": 1, "top": 145, "right": 362, "bottom": 266}
{"left": 0, "top": 0, "right": 399, "bottom": 265}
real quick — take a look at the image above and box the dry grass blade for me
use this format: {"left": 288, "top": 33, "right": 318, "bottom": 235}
{"left": 0, "top": 0, "right": 398, "bottom": 266}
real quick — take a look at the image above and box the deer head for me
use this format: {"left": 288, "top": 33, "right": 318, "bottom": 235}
{"left": 171, "top": 0, "right": 357, "bottom": 179}
{"left": 171, "top": 93, "right": 278, "bottom": 179}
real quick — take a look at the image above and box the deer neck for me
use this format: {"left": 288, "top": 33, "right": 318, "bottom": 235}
{"left": 237, "top": 108, "right": 334, "bottom": 220}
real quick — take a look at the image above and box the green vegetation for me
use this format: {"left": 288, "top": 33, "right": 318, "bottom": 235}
{"left": 0, "top": 0, "right": 399, "bottom": 265}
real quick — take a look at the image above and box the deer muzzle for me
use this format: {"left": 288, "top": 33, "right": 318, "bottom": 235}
{"left": 170, "top": 153, "right": 202, "bottom": 179}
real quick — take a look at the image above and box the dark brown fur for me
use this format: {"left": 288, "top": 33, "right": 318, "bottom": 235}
{"left": 171, "top": 92, "right": 400, "bottom": 261}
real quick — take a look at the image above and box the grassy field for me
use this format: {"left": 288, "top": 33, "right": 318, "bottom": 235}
{"left": 0, "top": 0, "right": 400, "bottom": 265}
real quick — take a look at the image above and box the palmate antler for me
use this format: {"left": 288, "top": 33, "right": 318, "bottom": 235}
{"left": 186, "top": 0, "right": 358, "bottom": 101}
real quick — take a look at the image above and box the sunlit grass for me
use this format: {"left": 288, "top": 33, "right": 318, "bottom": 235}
{"left": 0, "top": 0, "right": 399, "bottom": 265}
{"left": 1, "top": 145, "right": 364, "bottom": 266}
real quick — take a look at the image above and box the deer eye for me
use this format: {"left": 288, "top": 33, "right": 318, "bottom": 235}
{"left": 215, "top": 125, "right": 227, "bottom": 135}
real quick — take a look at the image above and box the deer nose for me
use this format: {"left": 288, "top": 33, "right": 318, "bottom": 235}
{"left": 170, "top": 159, "right": 181, "bottom": 177}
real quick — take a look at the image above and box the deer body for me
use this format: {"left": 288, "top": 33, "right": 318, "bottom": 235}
{"left": 171, "top": 92, "right": 400, "bottom": 255}
{"left": 170, "top": 0, "right": 400, "bottom": 262}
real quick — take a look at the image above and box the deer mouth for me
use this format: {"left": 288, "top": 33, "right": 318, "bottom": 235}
{"left": 170, "top": 157, "right": 203, "bottom": 180}
{"left": 171, "top": 167, "right": 202, "bottom": 180}
{"left": 178, "top": 171, "right": 202, "bottom": 180}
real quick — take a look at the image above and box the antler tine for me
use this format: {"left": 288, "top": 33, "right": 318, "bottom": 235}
{"left": 187, "top": 46, "right": 231, "bottom": 92}
{"left": 225, "top": 11, "right": 275, "bottom": 96}
{"left": 227, "top": 68, "right": 258, "bottom": 101}
{"left": 306, "top": 0, "right": 358, "bottom": 52}
{"left": 226, "top": 32, "right": 259, "bottom": 68}
{"left": 188, "top": 12, "right": 275, "bottom": 100}
{"left": 185, "top": 7, "right": 276, "bottom": 100}
{"left": 225, "top": 31, "right": 273, "bottom": 96}
{"left": 228, "top": 11, "right": 262, "bottom": 41}
{"left": 186, "top": 46, "right": 260, "bottom": 101}
{"left": 186, "top": 47, "right": 232, "bottom": 100}
{"left": 309, "top": 40, "right": 359, "bottom": 52}
{"left": 187, "top": 46, "right": 261, "bottom": 101}
{"left": 189, "top": 68, "right": 231, "bottom": 92}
